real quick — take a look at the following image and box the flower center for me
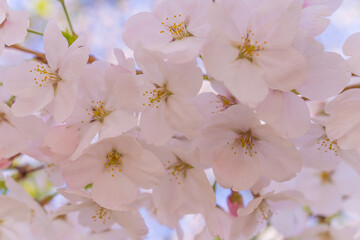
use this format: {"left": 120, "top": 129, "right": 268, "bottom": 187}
{"left": 104, "top": 150, "right": 123, "bottom": 177}
{"left": 164, "top": 155, "right": 194, "bottom": 185}
{"left": 227, "top": 130, "right": 258, "bottom": 157}
{"left": 319, "top": 171, "right": 333, "bottom": 184}
{"left": 160, "top": 14, "right": 192, "bottom": 40}
{"left": 257, "top": 200, "right": 273, "bottom": 222}
{"left": 235, "top": 30, "right": 267, "bottom": 62}
{"left": 316, "top": 136, "right": 339, "bottom": 156}
{"left": 30, "top": 63, "right": 61, "bottom": 88}
{"left": 210, "top": 93, "right": 237, "bottom": 114}
{"left": 142, "top": 84, "right": 173, "bottom": 109}
{"left": 85, "top": 100, "right": 111, "bottom": 124}
{"left": 91, "top": 206, "right": 112, "bottom": 224}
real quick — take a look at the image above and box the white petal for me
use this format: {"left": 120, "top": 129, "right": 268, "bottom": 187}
{"left": 182, "top": 169, "right": 216, "bottom": 214}
{"left": 153, "top": 176, "right": 184, "bottom": 213}
{"left": 123, "top": 12, "right": 172, "bottom": 50}
{"left": 122, "top": 149, "right": 164, "bottom": 189}
{"left": 298, "top": 52, "right": 350, "bottom": 100}
{"left": 255, "top": 125, "right": 302, "bottom": 181}
{"left": 213, "top": 144, "right": 259, "bottom": 191}
{"left": 43, "top": 20, "right": 69, "bottom": 70}
{"left": 99, "top": 110, "right": 137, "bottom": 140}
{"left": 140, "top": 105, "right": 174, "bottom": 146}
{"left": 2, "top": 10, "right": 29, "bottom": 46}
{"left": 167, "top": 61, "right": 203, "bottom": 97}
{"left": 257, "top": 47, "right": 307, "bottom": 91}
{"left": 53, "top": 81, "right": 77, "bottom": 123}
{"left": 92, "top": 172, "right": 138, "bottom": 210}
{"left": 269, "top": 92, "right": 311, "bottom": 139}
{"left": 165, "top": 95, "right": 203, "bottom": 139}
{"left": 58, "top": 46, "right": 89, "bottom": 82}
{"left": 111, "top": 210, "right": 148, "bottom": 240}
{"left": 223, "top": 60, "right": 268, "bottom": 107}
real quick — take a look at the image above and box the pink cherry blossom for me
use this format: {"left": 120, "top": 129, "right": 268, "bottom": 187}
{"left": 202, "top": 0, "right": 307, "bottom": 106}
{"left": 0, "top": 101, "right": 44, "bottom": 159}
{"left": 62, "top": 135, "right": 164, "bottom": 210}
{"left": 66, "top": 61, "right": 138, "bottom": 159}
{"left": 135, "top": 49, "right": 203, "bottom": 146}
{"left": 0, "top": 0, "right": 29, "bottom": 55}
{"left": 4, "top": 20, "right": 89, "bottom": 122}
{"left": 54, "top": 189, "right": 148, "bottom": 240}
{"left": 196, "top": 104, "right": 302, "bottom": 191}
{"left": 123, "top": 0, "right": 211, "bottom": 63}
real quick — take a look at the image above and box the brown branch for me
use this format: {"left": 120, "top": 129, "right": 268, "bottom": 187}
{"left": 7, "top": 44, "right": 97, "bottom": 64}
{"left": 13, "top": 165, "right": 45, "bottom": 181}
{"left": 8, "top": 44, "right": 47, "bottom": 63}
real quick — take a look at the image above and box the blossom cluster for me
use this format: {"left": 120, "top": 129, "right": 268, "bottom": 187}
{"left": 1, "top": 0, "right": 360, "bottom": 239}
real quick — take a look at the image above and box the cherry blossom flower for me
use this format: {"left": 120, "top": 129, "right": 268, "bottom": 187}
{"left": 0, "top": 0, "right": 29, "bottom": 55}
{"left": 4, "top": 20, "right": 89, "bottom": 122}
{"left": 294, "top": 121, "right": 360, "bottom": 173}
{"left": 294, "top": 164, "right": 360, "bottom": 215}
{"left": 135, "top": 49, "right": 203, "bottom": 146}
{"left": 326, "top": 89, "right": 360, "bottom": 154}
{"left": 123, "top": 0, "right": 211, "bottom": 63}
{"left": 0, "top": 101, "right": 44, "bottom": 159}
{"left": 202, "top": 0, "right": 306, "bottom": 106}
{"left": 66, "top": 61, "right": 138, "bottom": 159}
{"left": 62, "top": 135, "right": 164, "bottom": 210}
{"left": 230, "top": 190, "right": 308, "bottom": 240}
{"left": 54, "top": 189, "right": 148, "bottom": 240}
{"left": 145, "top": 141, "right": 216, "bottom": 215}
{"left": 195, "top": 104, "right": 302, "bottom": 191}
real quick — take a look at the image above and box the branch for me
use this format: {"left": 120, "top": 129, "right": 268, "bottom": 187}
{"left": 6, "top": 44, "right": 96, "bottom": 64}
{"left": 13, "top": 165, "right": 45, "bottom": 181}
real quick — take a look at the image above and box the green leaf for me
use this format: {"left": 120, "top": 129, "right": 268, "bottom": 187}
{"left": 62, "top": 29, "right": 78, "bottom": 46}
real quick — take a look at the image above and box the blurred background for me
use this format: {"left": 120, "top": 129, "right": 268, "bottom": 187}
{"left": 1, "top": 0, "right": 360, "bottom": 239}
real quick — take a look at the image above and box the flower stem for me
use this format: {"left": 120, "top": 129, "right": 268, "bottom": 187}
{"left": 27, "top": 29, "right": 44, "bottom": 36}
{"left": 58, "top": 0, "right": 75, "bottom": 36}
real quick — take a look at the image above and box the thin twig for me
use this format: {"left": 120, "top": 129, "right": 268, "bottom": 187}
{"left": 58, "top": 0, "right": 75, "bottom": 36}
{"left": 27, "top": 29, "right": 44, "bottom": 36}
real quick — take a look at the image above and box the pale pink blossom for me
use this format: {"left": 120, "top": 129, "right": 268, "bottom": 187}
{"left": 0, "top": 0, "right": 29, "bottom": 55}
{"left": 54, "top": 189, "right": 148, "bottom": 240}
{"left": 294, "top": 121, "right": 360, "bottom": 173}
{"left": 135, "top": 49, "right": 203, "bottom": 146}
{"left": 326, "top": 89, "right": 360, "bottom": 154}
{"left": 202, "top": 0, "right": 306, "bottom": 106}
{"left": 62, "top": 135, "right": 164, "bottom": 210}
{"left": 4, "top": 20, "right": 89, "bottom": 122}
{"left": 147, "top": 141, "right": 216, "bottom": 215}
{"left": 66, "top": 61, "right": 138, "bottom": 159}
{"left": 0, "top": 102, "right": 44, "bottom": 159}
{"left": 230, "top": 190, "right": 308, "bottom": 240}
{"left": 195, "top": 104, "right": 302, "bottom": 191}
{"left": 123, "top": 0, "right": 211, "bottom": 63}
